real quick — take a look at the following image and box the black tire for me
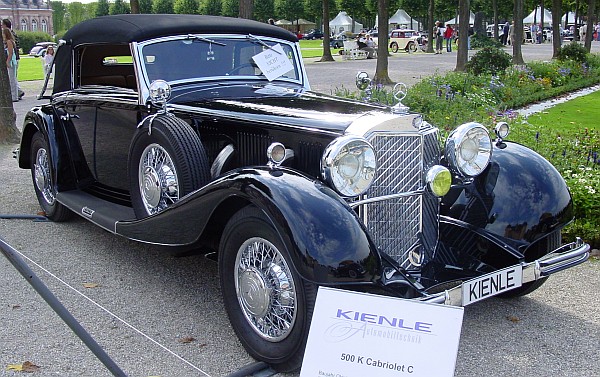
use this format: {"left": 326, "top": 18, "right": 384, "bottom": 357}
{"left": 30, "top": 132, "right": 72, "bottom": 222}
{"left": 219, "top": 205, "right": 316, "bottom": 372}
{"left": 406, "top": 42, "right": 417, "bottom": 53}
{"left": 390, "top": 42, "right": 399, "bottom": 53}
{"left": 128, "top": 115, "right": 210, "bottom": 218}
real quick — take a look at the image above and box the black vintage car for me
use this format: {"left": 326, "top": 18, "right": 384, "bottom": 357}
{"left": 17, "top": 14, "right": 589, "bottom": 372}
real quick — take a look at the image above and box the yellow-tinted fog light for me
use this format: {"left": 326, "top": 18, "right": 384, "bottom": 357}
{"left": 426, "top": 166, "right": 452, "bottom": 197}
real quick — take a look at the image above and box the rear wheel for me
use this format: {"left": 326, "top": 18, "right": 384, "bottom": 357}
{"left": 390, "top": 42, "right": 399, "bottom": 53}
{"left": 219, "top": 205, "right": 316, "bottom": 372}
{"left": 128, "top": 116, "right": 210, "bottom": 218}
{"left": 30, "top": 132, "right": 72, "bottom": 222}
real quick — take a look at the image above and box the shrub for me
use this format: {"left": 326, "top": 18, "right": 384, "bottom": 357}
{"left": 16, "top": 31, "right": 54, "bottom": 55}
{"left": 465, "top": 46, "right": 512, "bottom": 75}
{"left": 556, "top": 41, "right": 588, "bottom": 63}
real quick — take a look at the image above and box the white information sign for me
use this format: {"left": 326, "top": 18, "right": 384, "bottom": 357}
{"left": 300, "top": 287, "right": 464, "bottom": 377}
{"left": 251, "top": 43, "right": 294, "bottom": 81}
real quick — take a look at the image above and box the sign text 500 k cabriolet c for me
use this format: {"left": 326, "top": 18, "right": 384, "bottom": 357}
{"left": 16, "top": 14, "right": 589, "bottom": 372}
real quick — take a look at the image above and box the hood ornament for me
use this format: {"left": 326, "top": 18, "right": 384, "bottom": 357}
{"left": 390, "top": 82, "right": 409, "bottom": 114}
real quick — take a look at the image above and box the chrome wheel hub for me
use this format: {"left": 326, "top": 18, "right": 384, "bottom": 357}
{"left": 139, "top": 144, "right": 179, "bottom": 215}
{"left": 34, "top": 148, "right": 55, "bottom": 205}
{"left": 235, "top": 237, "right": 297, "bottom": 341}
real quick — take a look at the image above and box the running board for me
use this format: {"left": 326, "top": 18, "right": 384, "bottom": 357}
{"left": 57, "top": 191, "right": 136, "bottom": 234}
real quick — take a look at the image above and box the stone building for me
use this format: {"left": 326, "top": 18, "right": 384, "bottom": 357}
{"left": 0, "top": 0, "right": 53, "bottom": 35}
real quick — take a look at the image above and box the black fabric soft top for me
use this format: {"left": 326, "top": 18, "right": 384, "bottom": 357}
{"left": 52, "top": 14, "right": 297, "bottom": 93}
{"left": 63, "top": 14, "right": 298, "bottom": 46}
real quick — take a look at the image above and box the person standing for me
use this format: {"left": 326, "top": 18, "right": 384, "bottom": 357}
{"left": 3, "top": 27, "right": 18, "bottom": 101}
{"left": 502, "top": 22, "right": 510, "bottom": 45}
{"left": 2, "top": 19, "right": 23, "bottom": 99}
{"left": 43, "top": 45, "right": 55, "bottom": 77}
{"left": 444, "top": 24, "right": 454, "bottom": 52}
{"left": 434, "top": 21, "right": 445, "bottom": 54}
{"left": 508, "top": 21, "right": 515, "bottom": 46}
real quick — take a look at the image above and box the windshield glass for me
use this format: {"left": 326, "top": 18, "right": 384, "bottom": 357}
{"left": 140, "top": 35, "right": 300, "bottom": 84}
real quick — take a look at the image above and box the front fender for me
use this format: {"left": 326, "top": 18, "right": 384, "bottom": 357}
{"left": 441, "top": 141, "right": 573, "bottom": 248}
{"left": 116, "top": 167, "right": 382, "bottom": 285}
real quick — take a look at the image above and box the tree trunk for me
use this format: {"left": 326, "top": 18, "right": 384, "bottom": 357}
{"left": 0, "top": 48, "right": 20, "bottom": 144}
{"left": 427, "top": 0, "right": 434, "bottom": 53}
{"left": 585, "top": 0, "right": 595, "bottom": 52}
{"left": 513, "top": 0, "right": 525, "bottom": 65}
{"left": 552, "top": 0, "right": 562, "bottom": 58}
{"left": 373, "top": 0, "right": 393, "bottom": 85}
{"left": 455, "top": 0, "right": 469, "bottom": 71}
{"left": 239, "top": 0, "right": 253, "bottom": 19}
{"left": 320, "top": 0, "right": 335, "bottom": 62}
{"left": 493, "top": 0, "right": 499, "bottom": 40}
{"left": 130, "top": 0, "right": 140, "bottom": 14}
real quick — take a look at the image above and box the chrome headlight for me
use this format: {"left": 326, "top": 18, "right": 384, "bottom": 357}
{"left": 322, "top": 136, "right": 376, "bottom": 197}
{"left": 445, "top": 122, "right": 492, "bottom": 177}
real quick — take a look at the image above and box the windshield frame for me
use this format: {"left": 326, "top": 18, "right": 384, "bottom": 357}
{"left": 133, "top": 34, "right": 308, "bottom": 99}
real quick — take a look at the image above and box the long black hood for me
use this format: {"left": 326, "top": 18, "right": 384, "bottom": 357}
{"left": 170, "top": 82, "right": 393, "bottom": 133}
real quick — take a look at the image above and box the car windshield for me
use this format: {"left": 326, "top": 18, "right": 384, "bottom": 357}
{"left": 139, "top": 35, "right": 300, "bottom": 84}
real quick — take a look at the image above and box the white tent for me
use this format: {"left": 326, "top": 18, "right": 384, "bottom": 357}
{"left": 388, "top": 9, "right": 421, "bottom": 30}
{"left": 561, "top": 12, "right": 581, "bottom": 25}
{"left": 523, "top": 6, "right": 553, "bottom": 26}
{"left": 329, "top": 11, "right": 363, "bottom": 35}
{"left": 445, "top": 11, "right": 475, "bottom": 26}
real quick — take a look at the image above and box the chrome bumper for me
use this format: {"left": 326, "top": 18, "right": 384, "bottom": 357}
{"left": 421, "top": 237, "right": 590, "bottom": 306}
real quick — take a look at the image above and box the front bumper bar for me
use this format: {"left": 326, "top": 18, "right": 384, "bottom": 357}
{"left": 421, "top": 237, "right": 590, "bottom": 306}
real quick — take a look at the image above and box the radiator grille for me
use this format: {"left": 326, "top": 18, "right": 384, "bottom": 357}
{"left": 360, "top": 128, "right": 440, "bottom": 269}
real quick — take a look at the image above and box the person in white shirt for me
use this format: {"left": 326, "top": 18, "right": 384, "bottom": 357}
{"left": 43, "top": 45, "right": 55, "bottom": 77}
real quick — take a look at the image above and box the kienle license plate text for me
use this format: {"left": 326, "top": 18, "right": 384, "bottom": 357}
{"left": 462, "top": 265, "right": 523, "bottom": 305}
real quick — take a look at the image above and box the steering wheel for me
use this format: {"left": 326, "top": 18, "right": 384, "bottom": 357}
{"left": 226, "top": 63, "right": 256, "bottom": 76}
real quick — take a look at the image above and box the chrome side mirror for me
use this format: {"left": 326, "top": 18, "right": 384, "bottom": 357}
{"left": 149, "top": 79, "right": 171, "bottom": 114}
{"left": 355, "top": 71, "right": 371, "bottom": 91}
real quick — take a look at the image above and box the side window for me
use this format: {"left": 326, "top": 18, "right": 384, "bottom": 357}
{"left": 77, "top": 45, "right": 136, "bottom": 90}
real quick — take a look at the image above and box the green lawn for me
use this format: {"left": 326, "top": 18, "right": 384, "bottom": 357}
{"left": 526, "top": 91, "right": 600, "bottom": 132}
{"left": 17, "top": 56, "right": 45, "bottom": 81}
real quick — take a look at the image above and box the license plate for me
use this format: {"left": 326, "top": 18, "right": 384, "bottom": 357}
{"left": 462, "top": 265, "right": 523, "bottom": 305}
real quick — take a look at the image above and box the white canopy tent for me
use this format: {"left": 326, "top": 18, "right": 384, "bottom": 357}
{"left": 523, "top": 6, "right": 553, "bottom": 26}
{"left": 445, "top": 11, "right": 475, "bottom": 26}
{"left": 329, "top": 11, "right": 363, "bottom": 35}
{"left": 388, "top": 9, "right": 422, "bottom": 30}
{"left": 561, "top": 12, "right": 582, "bottom": 25}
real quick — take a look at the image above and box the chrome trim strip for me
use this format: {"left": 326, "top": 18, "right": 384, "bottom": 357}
{"left": 419, "top": 238, "right": 590, "bottom": 306}
{"left": 349, "top": 189, "right": 424, "bottom": 208}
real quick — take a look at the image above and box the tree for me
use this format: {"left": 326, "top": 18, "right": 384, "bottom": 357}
{"left": 96, "top": 0, "right": 110, "bottom": 16}
{"left": 174, "top": 0, "right": 199, "bottom": 14}
{"left": 254, "top": 0, "right": 274, "bottom": 22}
{"left": 552, "top": 0, "right": 562, "bottom": 58}
{"left": 139, "top": 0, "right": 154, "bottom": 13}
{"left": 426, "top": 0, "right": 434, "bottom": 53}
{"left": 199, "top": 0, "right": 222, "bottom": 15}
{"left": 320, "top": 0, "right": 334, "bottom": 62}
{"left": 221, "top": 0, "right": 239, "bottom": 17}
{"left": 239, "top": 0, "right": 253, "bottom": 18}
{"left": 153, "top": 0, "right": 175, "bottom": 14}
{"left": 110, "top": 0, "right": 130, "bottom": 14}
{"left": 584, "top": 0, "right": 595, "bottom": 52}
{"left": 130, "top": 0, "right": 140, "bottom": 14}
{"left": 51, "top": 1, "right": 67, "bottom": 33}
{"left": 0, "top": 49, "right": 20, "bottom": 144}
{"left": 455, "top": 0, "right": 469, "bottom": 71}
{"left": 372, "top": 0, "right": 392, "bottom": 85}
{"left": 275, "top": 0, "right": 304, "bottom": 30}
{"left": 513, "top": 0, "right": 525, "bottom": 64}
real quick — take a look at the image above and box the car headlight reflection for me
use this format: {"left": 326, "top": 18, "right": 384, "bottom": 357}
{"left": 445, "top": 122, "right": 492, "bottom": 177}
{"left": 322, "top": 136, "right": 376, "bottom": 197}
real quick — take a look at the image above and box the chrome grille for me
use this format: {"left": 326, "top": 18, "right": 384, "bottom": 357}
{"left": 360, "top": 128, "right": 440, "bottom": 269}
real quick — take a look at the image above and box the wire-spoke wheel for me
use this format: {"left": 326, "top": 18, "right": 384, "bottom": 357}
{"left": 220, "top": 205, "right": 315, "bottom": 372}
{"left": 30, "top": 132, "right": 71, "bottom": 221}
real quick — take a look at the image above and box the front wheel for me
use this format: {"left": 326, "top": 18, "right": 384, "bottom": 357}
{"left": 390, "top": 42, "right": 399, "bottom": 53}
{"left": 406, "top": 42, "right": 417, "bottom": 53}
{"left": 30, "top": 132, "right": 72, "bottom": 221}
{"left": 219, "top": 205, "right": 316, "bottom": 372}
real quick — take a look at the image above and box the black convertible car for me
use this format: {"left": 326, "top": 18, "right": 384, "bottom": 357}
{"left": 16, "top": 14, "right": 589, "bottom": 372}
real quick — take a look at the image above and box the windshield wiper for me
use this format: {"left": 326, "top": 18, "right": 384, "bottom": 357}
{"left": 185, "top": 34, "right": 227, "bottom": 46}
{"left": 246, "top": 34, "right": 282, "bottom": 54}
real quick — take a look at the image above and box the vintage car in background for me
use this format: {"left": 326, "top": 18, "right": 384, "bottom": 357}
{"left": 28, "top": 41, "right": 57, "bottom": 57}
{"left": 16, "top": 14, "right": 589, "bottom": 372}
{"left": 388, "top": 28, "right": 421, "bottom": 52}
